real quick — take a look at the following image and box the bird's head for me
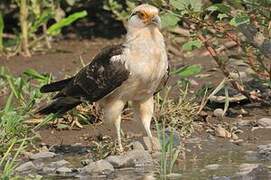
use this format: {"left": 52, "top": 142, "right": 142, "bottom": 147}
{"left": 128, "top": 4, "right": 161, "bottom": 29}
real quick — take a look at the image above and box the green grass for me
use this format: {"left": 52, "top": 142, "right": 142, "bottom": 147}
{"left": 154, "top": 85, "right": 199, "bottom": 178}
{"left": 0, "top": 67, "right": 51, "bottom": 178}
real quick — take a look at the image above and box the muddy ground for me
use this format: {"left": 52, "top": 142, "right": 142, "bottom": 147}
{"left": 1, "top": 39, "right": 271, "bottom": 179}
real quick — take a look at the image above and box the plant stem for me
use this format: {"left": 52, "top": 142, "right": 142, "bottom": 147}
{"left": 19, "top": 0, "right": 31, "bottom": 57}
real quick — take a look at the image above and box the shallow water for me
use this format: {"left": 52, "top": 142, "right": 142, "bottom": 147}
{"left": 40, "top": 129, "right": 271, "bottom": 180}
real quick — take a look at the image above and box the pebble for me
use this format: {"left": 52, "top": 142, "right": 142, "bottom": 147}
{"left": 30, "top": 152, "right": 56, "bottom": 160}
{"left": 231, "top": 133, "right": 239, "bottom": 140}
{"left": 81, "top": 159, "right": 93, "bottom": 166}
{"left": 81, "top": 160, "right": 114, "bottom": 175}
{"left": 213, "top": 108, "right": 224, "bottom": 118}
{"left": 236, "top": 163, "right": 268, "bottom": 178}
{"left": 15, "top": 161, "right": 36, "bottom": 172}
{"left": 257, "top": 144, "right": 271, "bottom": 160}
{"left": 56, "top": 167, "right": 72, "bottom": 174}
{"left": 106, "top": 149, "right": 153, "bottom": 168}
{"left": 215, "top": 126, "right": 231, "bottom": 138}
{"left": 237, "top": 119, "right": 251, "bottom": 127}
{"left": 212, "top": 176, "right": 231, "bottom": 180}
{"left": 130, "top": 141, "right": 145, "bottom": 151}
{"left": 42, "top": 167, "right": 55, "bottom": 173}
{"left": 257, "top": 118, "right": 271, "bottom": 128}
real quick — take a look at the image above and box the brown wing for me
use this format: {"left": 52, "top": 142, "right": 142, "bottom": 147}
{"left": 38, "top": 44, "right": 129, "bottom": 115}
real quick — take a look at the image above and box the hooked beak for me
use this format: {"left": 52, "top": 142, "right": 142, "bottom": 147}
{"left": 150, "top": 15, "right": 161, "bottom": 28}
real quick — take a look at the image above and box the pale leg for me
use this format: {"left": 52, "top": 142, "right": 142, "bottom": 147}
{"left": 133, "top": 96, "right": 154, "bottom": 150}
{"left": 102, "top": 99, "right": 125, "bottom": 152}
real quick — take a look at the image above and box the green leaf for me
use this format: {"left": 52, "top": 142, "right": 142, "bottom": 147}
{"left": 172, "top": 64, "right": 202, "bottom": 78}
{"left": 170, "top": 0, "right": 186, "bottom": 10}
{"left": 23, "top": 69, "right": 46, "bottom": 80}
{"left": 0, "top": 12, "right": 4, "bottom": 51}
{"left": 170, "top": 0, "right": 202, "bottom": 12}
{"left": 30, "top": 10, "right": 53, "bottom": 33}
{"left": 229, "top": 14, "right": 250, "bottom": 27}
{"left": 47, "top": 10, "right": 87, "bottom": 36}
{"left": 206, "top": 4, "right": 231, "bottom": 14}
{"left": 190, "top": 0, "right": 202, "bottom": 12}
{"left": 161, "top": 13, "right": 179, "bottom": 28}
{"left": 217, "top": 13, "right": 228, "bottom": 20}
{"left": 6, "top": 76, "right": 20, "bottom": 99}
{"left": 182, "top": 40, "right": 203, "bottom": 51}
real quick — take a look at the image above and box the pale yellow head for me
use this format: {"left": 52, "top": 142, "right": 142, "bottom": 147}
{"left": 128, "top": 4, "right": 161, "bottom": 29}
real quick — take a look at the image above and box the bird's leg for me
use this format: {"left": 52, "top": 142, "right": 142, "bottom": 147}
{"left": 102, "top": 99, "right": 125, "bottom": 153}
{"left": 133, "top": 97, "right": 156, "bottom": 152}
{"left": 115, "top": 114, "right": 124, "bottom": 152}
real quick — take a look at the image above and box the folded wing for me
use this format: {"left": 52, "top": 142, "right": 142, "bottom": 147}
{"left": 37, "top": 44, "right": 129, "bottom": 115}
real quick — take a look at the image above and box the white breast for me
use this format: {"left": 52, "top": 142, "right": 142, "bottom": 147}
{"left": 106, "top": 27, "right": 168, "bottom": 101}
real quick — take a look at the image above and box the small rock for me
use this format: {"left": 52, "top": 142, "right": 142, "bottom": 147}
{"left": 212, "top": 176, "right": 231, "bottom": 180}
{"left": 81, "top": 159, "right": 93, "bottom": 166}
{"left": 143, "top": 137, "right": 161, "bottom": 151}
{"left": 213, "top": 108, "right": 224, "bottom": 118}
{"left": 56, "top": 167, "right": 72, "bottom": 174}
{"left": 237, "top": 119, "right": 252, "bottom": 127}
{"left": 215, "top": 126, "right": 231, "bottom": 138}
{"left": 126, "top": 149, "right": 153, "bottom": 167}
{"left": 106, "top": 149, "right": 153, "bottom": 168}
{"left": 30, "top": 152, "right": 56, "bottom": 160}
{"left": 257, "top": 144, "right": 271, "bottom": 160}
{"left": 231, "top": 139, "right": 244, "bottom": 145}
{"left": 130, "top": 141, "right": 145, "bottom": 151}
{"left": 81, "top": 160, "right": 114, "bottom": 175}
{"left": 48, "top": 160, "right": 70, "bottom": 168}
{"left": 236, "top": 163, "right": 269, "bottom": 179}
{"left": 205, "top": 164, "right": 220, "bottom": 170}
{"left": 15, "top": 161, "right": 36, "bottom": 172}
{"left": 42, "top": 167, "right": 55, "bottom": 173}
{"left": 106, "top": 155, "right": 133, "bottom": 168}
{"left": 231, "top": 133, "right": 239, "bottom": 140}
{"left": 258, "top": 118, "right": 271, "bottom": 128}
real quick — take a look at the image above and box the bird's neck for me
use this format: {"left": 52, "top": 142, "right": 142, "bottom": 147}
{"left": 126, "top": 26, "right": 163, "bottom": 44}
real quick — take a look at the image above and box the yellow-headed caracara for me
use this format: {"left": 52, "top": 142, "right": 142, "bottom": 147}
{"left": 38, "top": 4, "right": 169, "bottom": 152}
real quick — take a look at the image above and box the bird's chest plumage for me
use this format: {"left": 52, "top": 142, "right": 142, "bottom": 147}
{"left": 121, "top": 37, "right": 168, "bottom": 100}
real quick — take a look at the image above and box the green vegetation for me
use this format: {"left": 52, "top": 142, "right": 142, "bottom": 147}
{"left": 0, "top": 67, "right": 51, "bottom": 178}
{"left": 0, "top": 0, "right": 87, "bottom": 56}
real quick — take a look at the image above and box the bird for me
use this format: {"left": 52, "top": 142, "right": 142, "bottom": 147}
{"left": 37, "top": 4, "right": 169, "bottom": 152}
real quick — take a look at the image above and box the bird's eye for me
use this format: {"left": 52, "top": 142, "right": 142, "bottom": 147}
{"left": 137, "top": 11, "right": 147, "bottom": 19}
